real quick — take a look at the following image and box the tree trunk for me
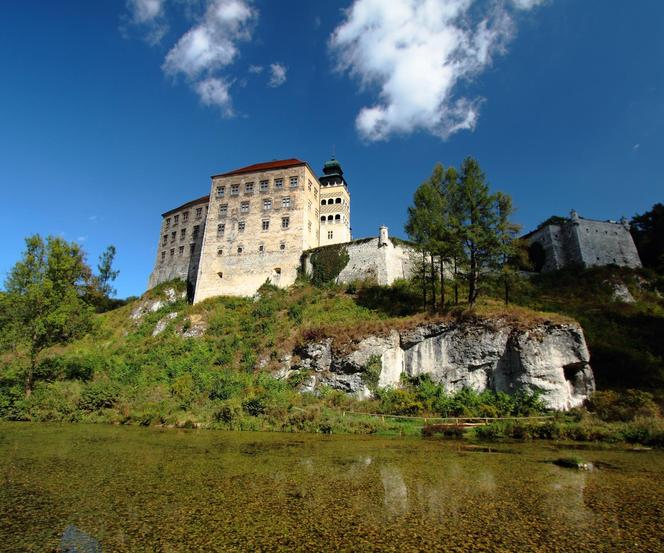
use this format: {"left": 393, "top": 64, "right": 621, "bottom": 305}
{"left": 430, "top": 253, "right": 436, "bottom": 311}
{"left": 453, "top": 257, "right": 459, "bottom": 305}
{"left": 504, "top": 273, "right": 510, "bottom": 306}
{"left": 468, "top": 252, "right": 478, "bottom": 305}
{"left": 421, "top": 251, "right": 427, "bottom": 311}
{"left": 439, "top": 254, "right": 445, "bottom": 311}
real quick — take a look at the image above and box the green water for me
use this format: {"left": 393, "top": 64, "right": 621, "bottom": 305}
{"left": 1, "top": 423, "right": 663, "bottom": 552}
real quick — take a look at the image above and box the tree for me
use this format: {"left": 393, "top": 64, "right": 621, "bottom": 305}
{"left": 494, "top": 192, "right": 522, "bottom": 305}
{"left": 631, "top": 203, "right": 664, "bottom": 272}
{"left": 2, "top": 235, "right": 94, "bottom": 395}
{"left": 405, "top": 175, "right": 445, "bottom": 310}
{"left": 452, "top": 158, "right": 517, "bottom": 305}
{"left": 97, "top": 245, "right": 119, "bottom": 297}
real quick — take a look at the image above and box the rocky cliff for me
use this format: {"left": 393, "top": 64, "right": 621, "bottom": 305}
{"left": 283, "top": 320, "right": 595, "bottom": 410}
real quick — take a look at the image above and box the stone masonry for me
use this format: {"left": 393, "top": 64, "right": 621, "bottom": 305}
{"left": 525, "top": 210, "right": 642, "bottom": 272}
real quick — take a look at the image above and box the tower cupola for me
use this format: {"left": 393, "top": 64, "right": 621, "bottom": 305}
{"left": 319, "top": 156, "right": 347, "bottom": 188}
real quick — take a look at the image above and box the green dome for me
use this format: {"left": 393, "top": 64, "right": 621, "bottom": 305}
{"left": 323, "top": 157, "right": 343, "bottom": 176}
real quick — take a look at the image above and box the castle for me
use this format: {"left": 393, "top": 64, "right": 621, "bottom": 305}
{"left": 524, "top": 210, "right": 642, "bottom": 272}
{"left": 148, "top": 157, "right": 416, "bottom": 302}
{"left": 148, "top": 158, "right": 642, "bottom": 301}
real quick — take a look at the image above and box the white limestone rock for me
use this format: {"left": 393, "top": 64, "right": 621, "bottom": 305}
{"left": 291, "top": 320, "right": 595, "bottom": 410}
{"left": 607, "top": 281, "right": 635, "bottom": 303}
{"left": 152, "top": 312, "right": 178, "bottom": 336}
{"left": 130, "top": 287, "right": 182, "bottom": 321}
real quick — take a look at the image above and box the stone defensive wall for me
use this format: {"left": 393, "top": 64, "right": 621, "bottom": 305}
{"left": 301, "top": 227, "right": 417, "bottom": 286}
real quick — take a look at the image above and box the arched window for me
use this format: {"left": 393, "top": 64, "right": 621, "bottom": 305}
{"left": 335, "top": 214, "right": 341, "bottom": 221}
{"left": 320, "top": 216, "right": 325, "bottom": 222}
{"left": 321, "top": 199, "right": 326, "bottom": 205}
{"left": 327, "top": 215, "right": 333, "bottom": 221}
{"left": 335, "top": 198, "right": 341, "bottom": 204}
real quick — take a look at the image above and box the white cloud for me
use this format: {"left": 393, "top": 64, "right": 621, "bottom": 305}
{"left": 268, "top": 63, "right": 287, "bottom": 87}
{"left": 161, "top": 0, "right": 256, "bottom": 108}
{"left": 633, "top": 143, "right": 640, "bottom": 151}
{"left": 163, "top": 0, "right": 256, "bottom": 79}
{"left": 330, "top": 0, "right": 542, "bottom": 141}
{"left": 128, "top": 0, "right": 164, "bottom": 23}
{"left": 248, "top": 64, "right": 264, "bottom": 74}
{"left": 511, "top": 0, "right": 546, "bottom": 10}
{"left": 126, "top": 0, "right": 168, "bottom": 44}
{"left": 195, "top": 77, "right": 234, "bottom": 115}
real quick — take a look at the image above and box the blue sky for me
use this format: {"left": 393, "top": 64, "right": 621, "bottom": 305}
{"left": 1, "top": 0, "right": 662, "bottom": 298}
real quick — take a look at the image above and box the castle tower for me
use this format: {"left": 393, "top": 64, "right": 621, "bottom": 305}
{"left": 318, "top": 156, "right": 351, "bottom": 246}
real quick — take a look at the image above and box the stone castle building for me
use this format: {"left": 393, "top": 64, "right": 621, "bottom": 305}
{"left": 148, "top": 157, "right": 416, "bottom": 302}
{"left": 524, "top": 210, "right": 642, "bottom": 272}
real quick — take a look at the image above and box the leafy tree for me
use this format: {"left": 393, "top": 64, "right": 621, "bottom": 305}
{"left": 405, "top": 175, "right": 444, "bottom": 310}
{"left": 494, "top": 192, "right": 522, "bottom": 304}
{"left": 631, "top": 203, "right": 664, "bottom": 272}
{"left": 454, "top": 157, "right": 516, "bottom": 305}
{"left": 97, "top": 245, "right": 119, "bottom": 297}
{"left": 2, "top": 235, "right": 94, "bottom": 395}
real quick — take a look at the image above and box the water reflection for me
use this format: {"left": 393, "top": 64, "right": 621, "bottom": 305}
{"left": 380, "top": 466, "right": 409, "bottom": 518}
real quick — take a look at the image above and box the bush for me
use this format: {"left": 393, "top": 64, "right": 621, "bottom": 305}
{"left": 586, "top": 390, "right": 661, "bottom": 422}
{"left": 79, "top": 381, "right": 120, "bottom": 411}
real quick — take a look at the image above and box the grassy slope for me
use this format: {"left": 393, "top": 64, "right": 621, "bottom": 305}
{"left": 1, "top": 267, "right": 663, "bottom": 442}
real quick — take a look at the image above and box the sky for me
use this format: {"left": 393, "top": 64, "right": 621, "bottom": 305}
{"left": 0, "top": 0, "right": 662, "bottom": 298}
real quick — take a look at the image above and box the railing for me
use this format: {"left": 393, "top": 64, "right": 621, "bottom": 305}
{"left": 338, "top": 411, "right": 555, "bottom": 426}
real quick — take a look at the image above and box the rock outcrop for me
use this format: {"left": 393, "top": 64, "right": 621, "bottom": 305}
{"left": 287, "top": 320, "right": 595, "bottom": 410}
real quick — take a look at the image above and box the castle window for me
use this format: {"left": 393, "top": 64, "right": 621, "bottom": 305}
{"left": 171, "top": 231, "right": 176, "bottom": 243}
{"left": 237, "top": 246, "right": 243, "bottom": 254}
{"left": 192, "top": 225, "right": 200, "bottom": 239}
{"left": 308, "top": 180, "right": 312, "bottom": 192}
{"left": 165, "top": 217, "right": 171, "bottom": 228}
{"left": 290, "top": 176, "right": 298, "bottom": 187}
{"left": 320, "top": 216, "right": 325, "bottom": 223}
{"left": 195, "top": 207, "right": 203, "bottom": 219}
{"left": 190, "top": 243, "right": 195, "bottom": 254}
{"left": 327, "top": 215, "right": 333, "bottom": 221}
{"left": 174, "top": 214, "right": 179, "bottom": 224}
{"left": 217, "top": 249, "right": 223, "bottom": 256}
{"left": 162, "top": 234, "right": 168, "bottom": 246}
{"left": 182, "top": 211, "right": 189, "bottom": 223}
{"left": 308, "top": 200, "right": 312, "bottom": 212}
{"left": 231, "top": 184, "right": 240, "bottom": 196}
{"left": 274, "top": 178, "right": 283, "bottom": 189}
{"left": 259, "top": 244, "right": 264, "bottom": 253}
{"left": 245, "top": 182, "right": 254, "bottom": 194}
{"left": 241, "top": 201, "right": 250, "bottom": 214}
{"left": 335, "top": 198, "right": 341, "bottom": 204}
{"left": 219, "top": 204, "right": 228, "bottom": 217}
{"left": 315, "top": 209, "right": 319, "bottom": 218}
{"left": 281, "top": 217, "right": 289, "bottom": 229}
{"left": 314, "top": 189, "right": 317, "bottom": 198}
{"left": 335, "top": 214, "right": 341, "bottom": 221}
{"left": 180, "top": 228, "right": 186, "bottom": 240}
{"left": 280, "top": 243, "right": 285, "bottom": 250}
{"left": 179, "top": 246, "right": 184, "bottom": 256}
{"left": 260, "top": 180, "right": 269, "bottom": 192}
{"left": 238, "top": 221, "right": 246, "bottom": 232}
{"left": 282, "top": 196, "right": 291, "bottom": 208}
{"left": 217, "top": 272, "right": 223, "bottom": 278}
{"left": 161, "top": 251, "right": 166, "bottom": 262}
{"left": 169, "top": 248, "right": 175, "bottom": 258}
{"left": 217, "top": 223, "right": 225, "bottom": 236}
{"left": 308, "top": 221, "right": 312, "bottom": 232}
{"left": 262, "top": 220, "right": 270, "bottom": 231}
{"left": 321, "top": 199, "right": 326, "bottom": 205}
{"left": 328, "top": 230, "right": 333, "bottom": 240}
{"left": 216, "top": 185, "right": 225, "bottom": 198}
{"left": 263, "top": 198, "right": 272, "bottom": 210}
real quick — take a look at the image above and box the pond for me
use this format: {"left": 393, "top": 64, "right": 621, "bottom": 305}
{"left": 1, "top": 423, "right": 663, "bottom": 551}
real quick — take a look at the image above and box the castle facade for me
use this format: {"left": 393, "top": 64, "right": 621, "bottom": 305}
{"left": 524, "top": 210, "right": 642, "bottom": 272}
{"left": 149, "top": 157, "right": 409, "bottom": 302}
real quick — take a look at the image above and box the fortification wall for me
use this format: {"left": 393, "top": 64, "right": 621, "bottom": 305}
{"left": 302, "top": 232, "right": 417, "bottom": 286}
{"left": 572, "top": 219, "right": 641, "bottom": 268}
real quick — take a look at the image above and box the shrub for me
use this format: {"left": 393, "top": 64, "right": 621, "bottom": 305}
{"left": 79, "top": 381, "right": 120, "bottom": 411}
{"left": 361, "top": 354, "right": 382, "bottom": 391}
{"left": 213, "top": 399, "right": 243, "bottom": 424}
{"left": 586, "top": 390, "right": 661, "bottom": 422}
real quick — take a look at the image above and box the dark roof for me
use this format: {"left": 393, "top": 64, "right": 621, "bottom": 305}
{"left": 212, "top": 158, "right": 306, "bottom": 178}
{"left": 161, "top": 195, "right": 209, "bottom": 218}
